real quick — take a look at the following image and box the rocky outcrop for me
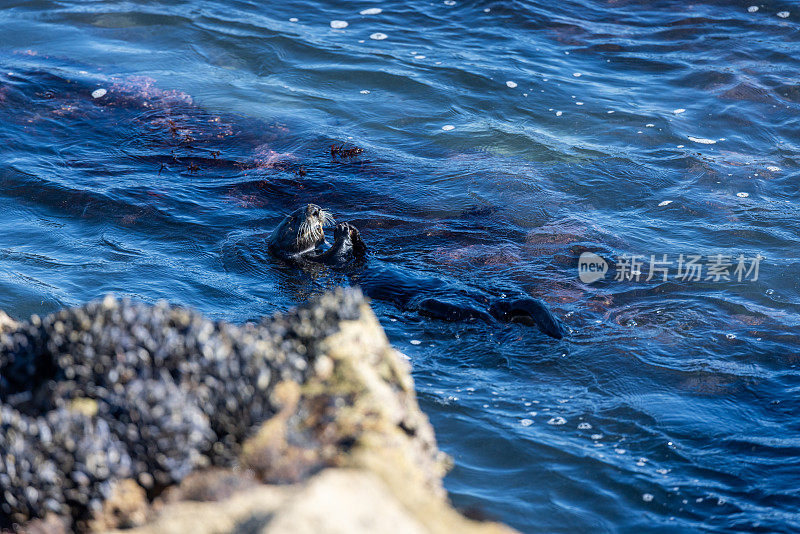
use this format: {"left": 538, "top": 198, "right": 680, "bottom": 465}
{"left": 0, "top": 289, "right": 515, "bottom": 534}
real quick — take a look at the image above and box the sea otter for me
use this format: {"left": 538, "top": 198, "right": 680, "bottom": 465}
{"left": 267, "top": 206, "right": 567, "bottom": 340}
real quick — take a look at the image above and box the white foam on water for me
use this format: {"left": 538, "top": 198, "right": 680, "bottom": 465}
{"left": 591, "top": 434, "right": 603, "bottom": 440}
{"left": 748, "top": 6, "right": 758, "bottom": 12}
{"left": 656, "top": 468, "right": 669, "bottom": 474}
{"left": 441, "top": 124, "right": 455, "bottom": 131}
{"left": 289, "top": 17, "right": 298, "bottom": 22}
{"left": 767, "top": 165, "right": 781, "bottom": 172}
{"left": 414, "top": 55, "right": 426, "bottom": 59}
{"left": 674, "top": 108, "right": 686, "bottom": 114}
{"left": 578, "top": 422, "right": 592, "bottom": 430}
{"left": 677, "top": 144, "right": 684, "bottom": 148}
{"left": 777, "top": 11, "right": 790, "bottom": 18}
{"left": 360, "top": 7, "right": 383, "bottom": 15}
{"left": 506, "top": 80, "right": 518, "bottom": 88}
{"left": 444, "top": 0, "right": 456, "bottom": 5}
{"left": 91, "top": 88, "right": 107, "bottom": 99}
{"left": 370, "top": 32, "right": 387, "bottom": 40}
{"left": 484, "top": 7, "right": 490, "bottom": 12}
{"left": 330, "top": 20, "right": 348, "bottom": 29}
{"left": 520, "top": 419, "right": 534, "bottom": 427}
{"left": 643, "top": 493, "right": 654, "bottom": 502}
{"left": 607, "top": 110, "right": 614, "bottom": 114}
{"left": 360, "top": 90, "right": 370, "bottom": 94}
{"left": 646, "top": 123, "right": 655, "bottom": 127}
{"left": 410, "top": 339, "right": 421, "bottom": 345}
{"left": 528, "top": 411, "right": 537, "bottom": 416}
{"left": 523, "top": 93, "right": 528, "bottom": 97}
{"left": 556, "top": 110, "right": 563, "bottom": 116}
{"left": 576, "top": 102, "right": 584, "bottom": 105}
{"left": 658, "top": 200, "right": 673, "bottom": 207}
{"left": 736, "top": 192, "right": 749, "bottom": 198}
{"left": 688, "top": 136, "right": 716, "bottom": 144}
{"left": 615, "top": 448, "right": 627, "bottom": 454}
{"left": 573, "top": 72, "right": 582, "bottom": 77}
{"left": 547, "top": 416, "right": 567, "bottom": 425}
{"left": 358, "top": 39, "right": 365, "bottom": 43}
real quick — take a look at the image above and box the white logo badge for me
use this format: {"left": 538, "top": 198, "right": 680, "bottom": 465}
{"left": 578, "top": 252, "right": 608, "bottom": 284}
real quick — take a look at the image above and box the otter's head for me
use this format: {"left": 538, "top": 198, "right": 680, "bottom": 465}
{"left": 268, "top": 203, "right": 335, "bottom": 256}
{"left": 297, "top": 203, "right": 334, "bottom": 250}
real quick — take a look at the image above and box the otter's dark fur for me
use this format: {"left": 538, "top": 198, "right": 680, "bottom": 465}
{"left": 268, "top": 206, "right": 567, "bottom": 340}
{"left": 305, "top": 222, "right": 367, "bottom": 266}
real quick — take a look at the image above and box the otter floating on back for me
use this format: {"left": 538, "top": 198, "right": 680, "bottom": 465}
{"left": 267, "top": 205, "right": 566, "bottom": 340}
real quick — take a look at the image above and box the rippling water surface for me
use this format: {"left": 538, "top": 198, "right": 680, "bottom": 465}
{"left": 2, "top": 0, "right": 800, "bottom": 531}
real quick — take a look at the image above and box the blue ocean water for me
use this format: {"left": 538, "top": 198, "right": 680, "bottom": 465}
{"left": 1, "top": 0, "right": 799, "bottom": 531}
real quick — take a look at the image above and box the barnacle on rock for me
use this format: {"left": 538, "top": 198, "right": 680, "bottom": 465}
{"left": 0, "top": 289, "right": 365, "bottom": 531}
{"left": 0, "top": 288, "right": 491, "bottom": 534}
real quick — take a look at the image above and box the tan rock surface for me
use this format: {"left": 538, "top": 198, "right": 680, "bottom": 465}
{"left": 101, "top": 300, "right": 515, "bottom": 534}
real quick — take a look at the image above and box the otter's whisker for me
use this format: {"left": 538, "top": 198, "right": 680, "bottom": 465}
{"left": 297, "top": 218, "right": 323, "bottom": 248}
{"left": 321, "top": 210, "right": 335, "bottom": 227}
{"left": 297, "top": 219, "right": 310, "bottom": 246}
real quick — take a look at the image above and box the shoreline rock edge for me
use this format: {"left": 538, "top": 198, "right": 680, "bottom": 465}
{"left": 0, "top": 290, "right": 517, "bottom": 534}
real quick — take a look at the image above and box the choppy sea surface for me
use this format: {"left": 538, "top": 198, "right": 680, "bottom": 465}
{"left": 1, "top": 0, "right": 799, "bottom": 531}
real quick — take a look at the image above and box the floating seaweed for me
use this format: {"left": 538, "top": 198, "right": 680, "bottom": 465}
{"left": 330, "top": 143, "right": 364, "bottom": 160}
